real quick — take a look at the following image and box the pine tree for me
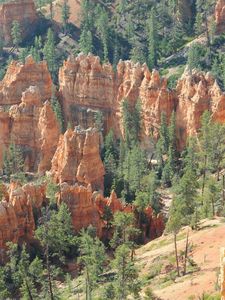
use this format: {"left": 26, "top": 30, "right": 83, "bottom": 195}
{"left": 166, "top": 199, "right": 183, "bottom": 277}
{"left": 78, "top": 229, "right": 106, "bottom": 300}
{"left": 35, "top": 202, "right": 77, "bottom": 299}
{"left": 51, "top": 92, "right": 64, "bottom": 133}
{"left": 103, "top": 129, "right": 118, "bottom": 196}
{"left": 79, "top": 0, "right": 94, "bottom": 54}
{"left": 195, "top": 0, "right": 216, "bottom": 47}
{"left": 79, "top": 30, "right": 93, "bottom": 54}
{"left": 43, "top": 29, "right": 56, "bottom": 80}
{"left": 95, "top": 5, "right": 109, "bottom": 62}
{"left": 187, "top": 43, "right": 203, "bottom": 73}
{"left": 3, "top": 143, "right": 24, "bottom": 180}
{"left": 112, "top": 243, "right": 141, "bottom": 299}
{"left": 11, "top": 21, "right": 22, "bottom": 49}
{"left": 5, "top": 243, "right": 44, "bottom": 299}
{"left": 146, "top": 8, "right": 157, "bottom": 69}
{"left": 0, "top": 31, "right": 4, "bottom": 56}
{"left": 19, "top": 47, "right": 29, "bottom": 64}
{"left": 110, "top": 211, "right": 139, "bottom": 251}
{"left": 199, "top": 111, "right": 212, "bottom": 194}
{"left": 61, "top": 0, "right": 70, "bottom": 33}
{"left": 30, "top": 36, "right": 42, "bottom": 62}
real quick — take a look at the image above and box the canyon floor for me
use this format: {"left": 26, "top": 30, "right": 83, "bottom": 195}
{"left": 136, "top": 218, "right": 225, "bottom": 300}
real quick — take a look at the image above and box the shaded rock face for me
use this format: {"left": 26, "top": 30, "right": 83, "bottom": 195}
{"left": 221, "top": 248, "right": 225, "bottom": 300}
{"left": 51, "top": 127, "right": 105, "bottom": 191}
{"left": 0, "top": 56, "right": 52, "bottom": 106}
{"left": 0, "top": 0, "right": 38, "bottom": 45}
{"left": 58, "top": 183, "right": 103, "bottom": 236}
{"left": 215, "top": 0, "right": 225, "bottom": 33}
{"left": 0, "top": 182, "right": 45, "bottom": 251}
{"left": 0, "top": 85, "right": 60, "bottom": 173}
{"left": 59, "top": 54, "right": 176, "bottom": 147}
{"left": 0, "top": 181, "right": 164, "bottom": 253}
{"left": 58, "top": 185, "right": 164, "bottom": 241}
{"left": 176, "top": 69, "right": 225, "bottom": 148}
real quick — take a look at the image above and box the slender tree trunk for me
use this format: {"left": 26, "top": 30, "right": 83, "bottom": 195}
{"left": 204, "top": 12, "right": 211, "bottom": 49}
{"left": 24, "top": 277, "right": 34, "bottom": 300}
{"left": 121, "top": 255, "right": 125, "bottom": 300}
{"left": 183, "top": 230, "right": 189, "bottom": 275}
{"left": 174, "top": 232, "right": 180, "bottom": 277}
{"left": 86, "top": 268, "right": 91, "bottom": 300}
{"left": 222, "top": 175, "right": 225, "bottom": 208}
{"left": 46, "top": 244, "right": 54, "bottom": 300}
{"left": 50, "top": 1, "right": 53, "bottom": 20}
{"left": 211, "top": 196, "right": 215, "bottom": 216}
{"left": 202, "top": 155, "right": 207, "bottom": 196}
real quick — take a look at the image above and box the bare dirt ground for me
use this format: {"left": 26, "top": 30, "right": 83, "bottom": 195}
{"left": 136, "top": 218, "right": 225, "bottom": 300}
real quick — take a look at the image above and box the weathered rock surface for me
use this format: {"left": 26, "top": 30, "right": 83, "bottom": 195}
{"left": 0, "top": 56, "right": 52, "bottom": 106}
{"left": 221, "top": 248, "right": 225, "bottom": 300}
{"left": 0, "top": 182, "right": 45, "bottom": 251}
{"left": 51, "top": 127, "right": 105, "bottom": 191}
{"left": 0, "top": 0, "right": 38, "bottom": 45}
{"left": 0, "top": 85, "right": 60, "bottom": 172}
{"left": 176, "top": 69, "right": 225, "bottom": 148}
{"left": 59, "top": 54, "right": 176, "bottom": 146}
{"left": 215, "top": 0, "right": 225, "bottom": 33}
{"left": 58, "top": 183, "right": 103, "bottom": 236}
{"left": 60, "top": 54, "right": 225, "bottom": 149}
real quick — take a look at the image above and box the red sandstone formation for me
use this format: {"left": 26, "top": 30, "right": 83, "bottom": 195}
{"left": 51, "top": 127, "right": 105, "bottom": 190}
{"left": 58, "top": 183, "right": 103, "bottom": 236}
{"left": 176, "top": 69, "right": 225, "bottom": 148}
{"left": 59, "top": 54, "right": 225, "bottom": 149}
{"left": 0, "top": 56, "right": 52, "bottom": 106}
{"left": 58, "top": 54, "right": 176, "bottom": 145}
{"left": 0, "top": 84, "right": 60, "bottom": 173}
{"left": 0, "top": 0, "right": 38, "bottom": 45}
{"left": 0, "top": 182, "right": 45, "bottom": 250}
{"left": 215, "top": 0, "right": 225, "bottom": 33}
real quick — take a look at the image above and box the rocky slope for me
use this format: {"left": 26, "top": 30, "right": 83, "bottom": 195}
{"left": 0, "top": 0, "right": 38, "bottom": 45}
{"left": 136, "top": 219, "right": 224, "bottom": 300}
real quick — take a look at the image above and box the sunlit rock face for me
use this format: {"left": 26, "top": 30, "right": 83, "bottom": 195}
{"left": 58, "top": 54, "right": 176, "bottom": 148}
{"left": 0, "top": 56, "right": 52, "bottom": 106}
{"left": 0, "top": 182, "right": 45, "bottom": 251}
{"left": 176, "top": 69, "right": 225, "bottom": 148}
{"left": 51, "top": 127, "right": 105, "bottom": 191}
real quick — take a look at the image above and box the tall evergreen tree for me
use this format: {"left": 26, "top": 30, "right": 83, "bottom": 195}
{"left": 111, "top": 244, "right": 141, "bottom": 299}
{"left": 146, "top": 8, "right": 157, "bottom": 69}
{"left": 61, "top": 0, "right": 70, "bottom": 33}
{"left": 79, "top": 229, "right": 106, "bottom": 300}
{"left": 95, "top": 5, "right": 109, "bottom": 62}
{"left": 11, "top": 21, "right": 22, "bottom": 49}
{"left": 43, "top": 29, "right": 57, "bottom": 80}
